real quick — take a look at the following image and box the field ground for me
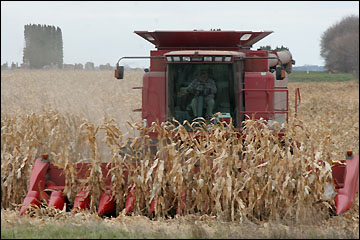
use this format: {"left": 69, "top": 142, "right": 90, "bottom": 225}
{"left": 288, "top": 70, "right": 356, "bottom": 82}
{"left": 1, "top": 205, "right": 359, "bottom": 239}
{"left": 1, "top": 70, "right": 359, "bottom": 238}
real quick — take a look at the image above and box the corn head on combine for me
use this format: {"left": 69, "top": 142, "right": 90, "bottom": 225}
{"left": 20, "top": 30, "right": 359, "bottom": 218}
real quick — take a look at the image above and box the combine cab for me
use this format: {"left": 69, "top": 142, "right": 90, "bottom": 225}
{"left": 115, "top": 30, "right": 293, "bottom": 130}
{"left": 20, "top": 30, "right": 359, "bottom": 217}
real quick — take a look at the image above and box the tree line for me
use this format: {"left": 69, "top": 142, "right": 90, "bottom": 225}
{"left": 23, "top": 24, "right": 63, "bottom": 69}
{"left": 19, "top": 17, "right": 359, "bottom": 77}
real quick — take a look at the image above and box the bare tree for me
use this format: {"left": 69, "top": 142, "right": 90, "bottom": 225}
{"left": 320, "top": 15, "right": 359, "bottom": 77}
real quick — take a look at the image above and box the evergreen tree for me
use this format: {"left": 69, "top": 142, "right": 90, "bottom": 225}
{"left": 274, "top": 45, "right": 289, "bottom": 52}
{"left": 56, "top": 27, "right": 64, "bottom": 68}
{"left": 259, "top": 45, "right": 290, "bottom": 51}
{"left": 259, "top": 45, "right": 272, "bottom": 50}
{"left": 22, "top": 24, "right": 64, "bottom": 69}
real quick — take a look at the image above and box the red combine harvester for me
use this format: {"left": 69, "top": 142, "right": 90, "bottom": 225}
{"left": 20, "top": 30, "right": 358, "bottom": 217}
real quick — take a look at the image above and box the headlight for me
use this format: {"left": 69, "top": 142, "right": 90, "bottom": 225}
{"left": 224, "top": 56, "right": 232, "bottom": 62}
{"left": 204, "top": 56, "right": 212, "bottom": 61}
{"left": 214, "top": 56, "right": 223, "bottom": 62}
{"left": 191, "top": 57, "right": 202, "bottom": 61}
{"left": 173, "top": 56, "right": 181, "bottom": 62}
{"left": 240, "top": 34, "right": 252, "bottom": 41}
{"left": 144, "top": 34, "right": 155, "bottom": 41}
{"left": 166, "top": 56, "right": 172, "bottom": 62}
{"left": 183, "top": 56, "right": 191, "bottom": 62}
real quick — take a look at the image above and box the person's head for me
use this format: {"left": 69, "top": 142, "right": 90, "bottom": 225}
{"left": 200, "top": 70, "right": 208, "bottom": 82}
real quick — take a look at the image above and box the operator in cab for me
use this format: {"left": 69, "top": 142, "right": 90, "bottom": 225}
{"left": 185, "top": 69, "right": 217, "bottom": 118}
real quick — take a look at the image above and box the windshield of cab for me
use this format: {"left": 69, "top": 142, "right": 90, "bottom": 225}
{"left": 167, "top": 63, "right": 235, "bottom": 124}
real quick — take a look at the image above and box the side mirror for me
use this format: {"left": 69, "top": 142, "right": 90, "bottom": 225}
{"left": 275, "top": 65, "right": 285, "bottom": 80}
{"left": 114, "top": 65, "right": 124, "bottom": 79}
{"left": 144, "top": 68, "right": 149, "bottom": 73}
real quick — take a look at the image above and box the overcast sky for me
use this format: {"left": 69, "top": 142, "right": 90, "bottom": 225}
{"left": 1, "top": 1, "right": 359, "bottom": 68}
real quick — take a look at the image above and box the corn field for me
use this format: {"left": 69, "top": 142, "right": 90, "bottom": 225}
{"left": 1, "top": 70, "right": 358, "bottom": 226}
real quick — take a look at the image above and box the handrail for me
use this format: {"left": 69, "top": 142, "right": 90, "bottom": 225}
{"left": 116, "top": 56, "right": 164, "bottom": 66}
